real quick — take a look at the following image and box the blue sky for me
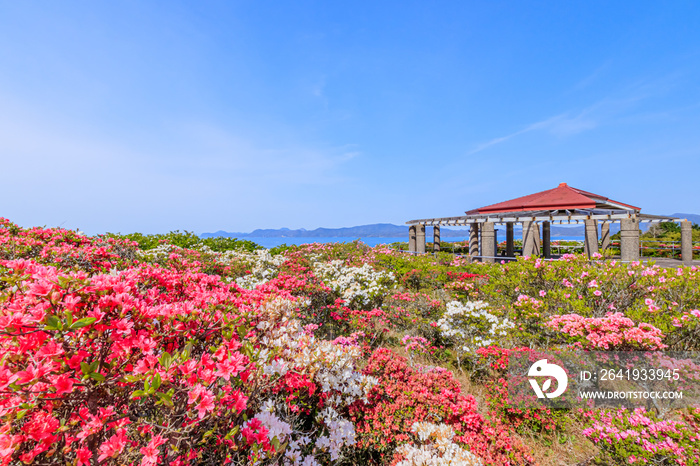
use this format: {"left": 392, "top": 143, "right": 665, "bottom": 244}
{"left": 2, "top": 1, "right": 699, "bottom": 234}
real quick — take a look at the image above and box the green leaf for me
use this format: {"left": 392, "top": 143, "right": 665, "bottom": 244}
{"left": 64, "top": 311, "right": 74, "bottom": 327}
{"left": 80, "top": 362, "right": 91, "bottom": 376}
{"left": 45, "top": 315, "right": 61, "bottom": 330}
{"left": 69, "top": 317, "right": 97, "bottom": 330}
{"left": 57, "top": 276, "right": 73, "bottom": 288}
{"left": 224, "top": 426, "right": 240, "bottom": 440}
{"left": 89, "top": 372, "right": 105, "bottom": 382}
{"left": 183, "top": 342, "right": 193, "bottom": 360}
{"left": 155, "top": 391, "right": 174, "bottom": 407}
{"left": 241, "top": 342, "right": 254, "bottom": 357}
{"left": 159, "top": 352, "right": 172, "bottom": 370}
{"left": 131, "top": 390, "right": 146, "bottom": 399}
{"left": 152, "top": 373, "right": 161, "bottom": 391}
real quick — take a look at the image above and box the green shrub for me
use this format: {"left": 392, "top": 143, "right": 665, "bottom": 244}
{"left": 104, "top": 231, "right": 262, "bottom": 253}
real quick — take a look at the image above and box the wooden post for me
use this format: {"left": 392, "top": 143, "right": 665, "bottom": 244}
{"left": 416, "top": 224, "right": 426, "bottom": 254}
{"left": 433, "top": 225, "right": 441, "bottom": 252}
{"left": 409, "top": 225, "right": 417, "bottom": 252}
{"left": 494, "top": 228, "right": 499, "bottom": 257}
{"left": 506, "top": 222, "right": 514, "bottom": 257}
{"left": 469, "top": 223, "right": 479, "bottom": 258}
{"left": 681, "top": 220, "right": 693, "bottom": 265}
{"left": 601, "top": 222, "right": 610, "bottom": 251}
{"left": 522, "top": 221, "right": 538, "bottom": 257}
{"left": 620, "top": 217, "right": 640, "bottom": 262}
{"left": 481, "top": 222, "right": 495, "bottom": 263}
{"left": 584, "top": 219, "right": 599, "bottom": 258}
{"left": 542, "top": 221, "right": 551, "bottom": 259}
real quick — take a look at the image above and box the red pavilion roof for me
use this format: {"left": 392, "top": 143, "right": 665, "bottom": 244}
{"left": 465, "top": 183, "right": 640, "bottom": 215}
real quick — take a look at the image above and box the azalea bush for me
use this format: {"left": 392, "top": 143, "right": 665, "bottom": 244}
{"left": 474, "top": 346, "right": 570, "bottom": 436}
{"left": 0, "top": 218, "right": 136, "bottom": 272}
{"left": 436, "top": 300, "right": 514, "bottom": 358}
{"left": 0, "top": 255, "right": 376, "bottom": 464}
{"left": 311, "top": 260, "right": 395, "bottom": 310}
{"left": 545, "top": 312, "right": 667, "bottom": 350}
{"left": 105, "top": 230, "right": 261, "bottom": 253}
{"left": 582, "top": 406, "right": 700, "bottom": 465}
{"left": 1, "top": 257, "right": 263, "bottom": 464}
{"left": 3, "top": 217, "right": 700, "bottom": 465}
{"left": 349, "top": 348, "right": 533, "bottom": 465}
{"left": 393, "top": 422, "right": 483, "bottom": 466}
{"left": 465, "top": 255, "right": 700, "bottom": 350}
{"left": 443, "top": 271, "right": 486, "bottom": 301}
{"left": 0, "top": 221, "right": 379, "bottom": 465}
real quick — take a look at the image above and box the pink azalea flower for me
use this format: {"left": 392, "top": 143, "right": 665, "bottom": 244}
{"left": 196, "top": 393, "right": 215, "bottom": 419}
{"left": 139, "top": 435, "right": 166, "bottom": 466}
{"left": 76, "top": 448, "right": 92, "bottom": 466}
{"left": 97, "top": 429, "right": 128, "bottom": 462}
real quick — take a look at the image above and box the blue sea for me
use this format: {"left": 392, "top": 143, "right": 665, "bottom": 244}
{"left": 245, "top": 237, "right": 415, "bottom": 248}
{"left": 245, "top": 236, "right": 585, "bottom": 249}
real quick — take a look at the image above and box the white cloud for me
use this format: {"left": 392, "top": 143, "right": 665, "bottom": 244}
{"left": 466, "top": 94, "right": 647, "bottom": 155}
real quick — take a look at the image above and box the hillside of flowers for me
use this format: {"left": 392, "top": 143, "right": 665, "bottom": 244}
{"left": 1, "top": 217, "right": 699, "bottom": 465}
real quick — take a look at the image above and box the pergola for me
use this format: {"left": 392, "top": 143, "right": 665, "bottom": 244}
{"left": 406, "top": 183, "right": 695, "bottom": 264}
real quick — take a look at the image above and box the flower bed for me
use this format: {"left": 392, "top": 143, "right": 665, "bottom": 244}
{"left": 2, "top": 217, "right": 700, "bottom": 465}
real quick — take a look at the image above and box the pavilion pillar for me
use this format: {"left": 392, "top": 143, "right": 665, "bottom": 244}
{"left": 409, "top": 225, "right": 417, "bottom": 252}
{"left": 620, "top": 217, "right": 640, "bottom": 262}
{"left": 433, "top": 225, "right": 441, "bottom": 252}
{"left": 522, "top": 221, "right": 538, "bottom": 257}
{"left": 542, "top": 221, "right": 551, "bottom": 259}
{"left": 601, "top": 222, "right": 611, "bottom": 252}
{"left": 681, "top": 220, "right": 693, "bottom": 265}
{"left": 481, "top": 222, "right": 495, "bottom": 263}
{"left": 416, "top": 224, "right": 426, "bottom": 254}
{"left": 469, "top": 223, "right": 479, "bottom": 258}
{"left": 494, "top": 228, "right": 499, "bottom": 256}
{"left": 584, "top": 219, "right": 599, "bottom": 258}
{"left": 506, "top": 222, "right": 514, "bottom": 257}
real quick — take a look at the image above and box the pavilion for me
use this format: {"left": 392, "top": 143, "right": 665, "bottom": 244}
{"left": 406, "top": 183, "right": 695, "bottom": 265}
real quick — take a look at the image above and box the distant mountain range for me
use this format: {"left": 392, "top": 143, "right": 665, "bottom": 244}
{"left": 201, "top": 214, "right": 699, "bottom": 240}
{"left": 202, "top": 223, "right": 433, "bottom": 239}
{"left": 672, "top": 213, "right": 700, "bottom": 225}
{"left": 200, "top": 215, "right": 698, "bottom": 239}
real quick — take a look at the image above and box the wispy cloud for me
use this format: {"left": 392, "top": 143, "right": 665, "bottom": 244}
{"left": 467, "top": 92, "right": 650, "bottom": 155}
{"left": 466, "top": 111, "right": 596, "bottom": 155}
{"left": 571, "top": 60, "right": 612, "bottom": 91}
{"left": 466, "top": 67, "right": 692, "bottom": 157}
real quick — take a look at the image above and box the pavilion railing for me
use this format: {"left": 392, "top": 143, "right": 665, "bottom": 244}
{"left": 421, "top": 239, "right": 700, "bottom": 259}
